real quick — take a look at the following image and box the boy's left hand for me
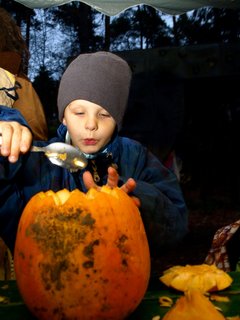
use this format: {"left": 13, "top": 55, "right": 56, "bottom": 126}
{"left": 83, "top": 166, "right": 140, "bottom": 207}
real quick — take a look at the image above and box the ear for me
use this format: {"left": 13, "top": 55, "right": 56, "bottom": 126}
{"left": 63, "top": 117, "right": 66, "bottom": 125}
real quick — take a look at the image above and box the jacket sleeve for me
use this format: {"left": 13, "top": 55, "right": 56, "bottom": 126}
{"left": 118, "top": 138, "right": 188, "bottom": 255}
{"left": 0, "top": 105, "right": 31, "bottom": 128}
{"left": 0, "top": 158, "right": 25, "bottom": 253}
{"left": 0, "top": 106, "right": 31, "bottom": 252}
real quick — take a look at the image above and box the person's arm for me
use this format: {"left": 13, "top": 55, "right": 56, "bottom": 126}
{"left": 0, "top": 105, "right": 30, "bottom": 126}
{"left": 117, "top": 138, "right": 188, "bottom": 255}
{"left": 132, "top": 172, "right": 188, "bottom": 254}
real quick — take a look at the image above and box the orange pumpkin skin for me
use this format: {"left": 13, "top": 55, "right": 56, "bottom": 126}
{"left": 14, "top": 187, "right": 150, "bottom": 320}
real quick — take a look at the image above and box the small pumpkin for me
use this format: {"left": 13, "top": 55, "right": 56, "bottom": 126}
{"left": 14, "top": 187, "right": 151, "bottom": 320}
{"left": 162, "top": 289, "right": 225, "bottom": 320}
{"left": 160, "top": 264, "right": 232, "bottom": 293}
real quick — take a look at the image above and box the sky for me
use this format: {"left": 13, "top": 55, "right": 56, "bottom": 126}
{"left": 27, "top": 6, "right": 178, "bottom": 80}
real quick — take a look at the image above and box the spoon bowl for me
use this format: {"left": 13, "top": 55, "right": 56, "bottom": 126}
{"left": 31, "top": 142, "right": 87, "bottom": 171}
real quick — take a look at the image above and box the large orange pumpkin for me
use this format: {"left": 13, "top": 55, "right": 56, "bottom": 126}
{"left": 14, "top": 187, "right": 151, "bottom": 320}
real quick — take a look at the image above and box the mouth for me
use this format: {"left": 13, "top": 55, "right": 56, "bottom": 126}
{"left": 83, "top": 139, "right": 98, "bottom": 146}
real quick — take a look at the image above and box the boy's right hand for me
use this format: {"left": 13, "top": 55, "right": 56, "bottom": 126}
{"left": 83, "top": 166, "right": 141, "bottom": 207}
{"left": 0, "top": 121, "right": 32, "bottom": 163}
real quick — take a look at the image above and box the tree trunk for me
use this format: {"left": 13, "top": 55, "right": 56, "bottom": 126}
{"left": 104, "top": 15, "right": 110, "bottom": 51}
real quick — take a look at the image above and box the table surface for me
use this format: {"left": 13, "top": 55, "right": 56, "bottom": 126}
{"left": 0, "top": 272, "right": 240, "bottom": 319}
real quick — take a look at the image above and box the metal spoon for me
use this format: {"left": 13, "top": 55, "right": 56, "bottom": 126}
{"left": 31, "top": 142, "right": 88, "bottom": 172}
{"left": 0, "top": 134, "right": 87, "bottom": 171}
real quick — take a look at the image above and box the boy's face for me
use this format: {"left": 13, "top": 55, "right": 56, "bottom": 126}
{"left": 63, "top": 100, "right": 116, "bottom": 154}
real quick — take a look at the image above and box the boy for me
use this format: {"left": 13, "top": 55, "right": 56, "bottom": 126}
{"left": 0, "top": 51, "right": 188, "bottom": 255}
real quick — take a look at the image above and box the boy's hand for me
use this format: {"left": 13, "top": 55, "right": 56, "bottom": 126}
{"left": 0, "top": 121, "right": 32, "bottom": 163}
{"left": 83, "top": 166, "right": 141, "bottom": 207}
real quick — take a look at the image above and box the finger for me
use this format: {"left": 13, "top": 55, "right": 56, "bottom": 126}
{"left": 8, "top": 123, "right": 32, "bottom": 162}
{"left": 121, "top": 178, "right": 136, "bottom": 194}
{"left": 131, "top": 196, "right": 141, "bottom": 208}
{"left": 19, "top": 127, "right": 32, "bottom": 153}
{"left": 83, "top": 171, "right": 98, "bottom": 190}
{"left": 0, "top": 123, "right": 15, "bottom": 157}
{"left": 9, "top": 124, "right": 25, "bottom": 162}
{"left": 107, "top": 166, "right": 119, "bottom": 188}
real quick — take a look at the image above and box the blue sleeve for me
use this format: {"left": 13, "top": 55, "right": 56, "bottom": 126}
{"left": 0, "top": 159, "right": 25, "bottom": 253}
{"left": 0, "top": 106, "right": 32, "bottom": 252}
{"left": 0, "top": 105, "right": 30, "bottom": 128}
{"left": 118, "top": 139, "right": 188, "bottom": 254}
{"left": 134, "top": 160, "right": 188, "bottom": 253}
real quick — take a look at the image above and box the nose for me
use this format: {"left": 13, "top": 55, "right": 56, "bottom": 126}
{"left": 85, "top": 117, "right": 98, "bottom": 131}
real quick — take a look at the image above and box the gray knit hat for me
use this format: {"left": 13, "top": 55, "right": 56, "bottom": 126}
{"left": 57, "top": 51, "right": 132, "bottom": 130}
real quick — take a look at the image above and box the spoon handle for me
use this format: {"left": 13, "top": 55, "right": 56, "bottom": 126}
{"left": 30, "top": 146, "right": 46, "bottom": 152}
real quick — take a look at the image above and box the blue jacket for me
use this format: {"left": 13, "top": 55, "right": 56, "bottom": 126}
{"left": 0, "top": 105, "right": 188, "bottom": 254}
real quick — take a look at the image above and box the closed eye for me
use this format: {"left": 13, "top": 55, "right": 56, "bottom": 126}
{"left": 99, "top": 113, "right": 111, "bottom": 118}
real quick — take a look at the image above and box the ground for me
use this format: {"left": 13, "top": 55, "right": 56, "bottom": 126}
{"left": 151, "top": 183, "right": 240, "bottom": 277}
